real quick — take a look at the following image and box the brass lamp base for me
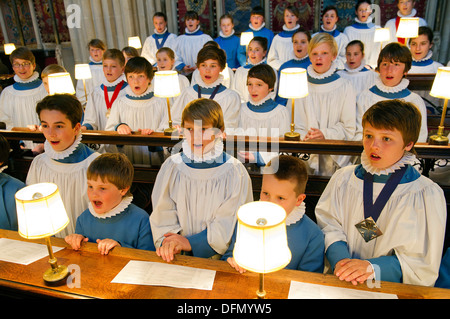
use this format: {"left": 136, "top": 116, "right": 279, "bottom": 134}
{"left": 43, "top": 264, "right": 69, "bottom": 283}
{"left": 164, "top": 126, "right": 178, "bottom": 136}
{"left": 429, "top": 134, "right": 449, "bottom": 145}
{"left": 284, "top": 131, "right": 300, "bottom": 141}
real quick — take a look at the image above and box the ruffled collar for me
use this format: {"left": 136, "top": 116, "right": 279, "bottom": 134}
{"left": 343, "top": 59, "right": 367, "bottom": 73}
{"left": 360, "top": 151, "right": 417, "bottom": 176}
{"left": 413, "top": 50, "right": 433, "bottom": 63}
{"left": 249, "top": 22, "right": 265, "bottom": 32}
{"left": 307, "top": 61, "right": 338, "bottom": 79}
{"left": 125, "top": 85, "right": 154, "bottom": 100}
{"left": 286, "top": 202, "right": 306, "bottom": 226}
{"left": 249, "top": 92, "right": 276, "bottom": 106}
{"left": 293, "top": 54, "right": 309, "bottom": 62}
{"left": 397, "top": 8, "right": 417, "bottom": 18}
{"left": 181, "top": 137, "right": 224, "bottom": 163}
{"left": 374, "top": 75, "right": 409, "bottom": 93}
{"left": 185, "top": 25, "right": 201, "bottom": 35}
{"left": 89, "top": 56, "right": 103, "bottom": 65}
{"left": 282, "top": 24, "right": 300, "bottom": 32}
{"left": 14, "top": 71, "right": 40, "bottom": 84}
{"left": 245, "top": 57, "right": 267, "bottom": 68}
{"left": 89, "top": 195, "right": 133, "bottom": 219}
{"left": 102, "top": 74, "right": 126, "bottom": 88}
{"left": 219, "top": 30, "right": 235, "bottom": 38}
{"left": 193, "top": 72, "right": 224, "bottom": 89}
{"left": 44, "top": 132, "right": 82, "bottom": 160}
{"left": 355, "top": 16, "right": 373, "bottom": 24}
{"left": 321, "top": 24, "right": 336, "bottom": 33}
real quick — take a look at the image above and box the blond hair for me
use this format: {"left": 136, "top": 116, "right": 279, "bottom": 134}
{"left": 41, "top": 64, "right": 67, "bottom": 79}
{"left": 181, "top": 98, "right": 225, "bottom": 131}
{"left": 308, "top": 33, "right": 338, "bottom": 57}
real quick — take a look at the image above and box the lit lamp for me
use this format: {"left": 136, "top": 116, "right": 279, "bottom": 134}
{"left": 240, "top": 32, "right": 253, "bottom": 65}
{"left": 4, "top": 43, "right": 16, "bottom": 55}
{"left": 15, "top": 183, "right": 70, "bottom": 283}
{"left": 374, "top": 28, "right": 390, "bottom": 51}
{"left": 48, "top": 72, "right": 76, "bottom": 95}
{"left": 153, "top": 70, "right": 181, "bottom": 136}
{"left": 396, "top": 18, "right": 419, "bottom": 46}
{"left": 429, "top": 67, "right": 450, "bottom": 145}
{"left": 75, "top": 64, "right": 92, "bottom": 102}
{"left": 233, "top": 201, "right": 291, "bottom": 299}
{"left": 278, "top": 67, "right": 308, "bottom": 141}
{"left": 128, "top": 36, "right": 142, "bottom": 49}
{"left": 220, "top": 63, "right": 230, "bottom": 82}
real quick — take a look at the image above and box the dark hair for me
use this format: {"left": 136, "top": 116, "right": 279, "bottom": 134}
{"left": 87, "top": 39, "right": 106, "bottom": 50}
{"left": 356, "top": 0, "right": 372, "bottom": 12}
{"left": 247, "top": 64, "right": 276, "bottom": 90}
{"left": 10, "top": 47, "right": 35, "bottom": 65}
{"left": 196, "top": 46, "right": 226, "bottom": 70}
{"left": 219, "top": 13, "right": 234, "bottom": 25}
{"left": 292, "top": 27, "right": 311, "bottom": 42}
{"left": 103, "top": 49, "right": 126, "bottom": 67}
{"left": 251, "top": 6, "right": 265, "bottom": 17}
{"left": 0, "top": 134, "right": 10, "bottom": 168}
{"left": 122, "top": 46, "right": 140, "bottom": 58}
{"left": 249, "top": 36, "right": 268, "bottom": 52}
{"left": 125, "top": 56, "right": 154, "bottom": 80}
{"left": 185, "top": 10, "right": 199, "bottom": 21}
{"left": 285, "top": 5, "right": 300, "bottom": 19}
{"left": 362, "top": 99, "right": 421, "bottom": 152}
{"left": 264, "top": 155, "right": 309, "bottom": 196}
{"left": 410, "top": 26, "right": 434, "bottom": 44}
{"left": 322, "top": 5, "right": 339, "bottom": 19}
{"left": 203, "top": 40, "right": 220, "bottom": 49}
{"left": 36, "top": 94, "right": 83, "bottom": 127}
{"left": 376, "top": 42, "right": 412, "bottom": 73}
{"left": 346, "top": 40, "right": 365, "bottom": 55}
{"left": 156, "top": 47, "right": 175, "bottom": 60}
{"left": 153, "top": 11, "right": 167, "bottom": 21}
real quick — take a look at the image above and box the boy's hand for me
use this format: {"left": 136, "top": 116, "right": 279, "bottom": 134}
{"left": 304, "top": 128, "right": 325, "bottom": 141}
{"left": 334, "top": 258, "right": 374, "bottom": 285}
{"left": 65, "top": 234, "right": 88, "bottom": 250}
{"left": 138, "top": 128, "right": 154, "bottom": 135}
{"left": 227, "top": 257, "right": 247, "bottom": 274}
{"left": 156, "top": 233, "right": 191, "bottom": 262}
{"left": 96, "top": 238, "right": 121, "bottom": 255}
{"left": 117, "top": 124, "right": 132, "bottom": 135}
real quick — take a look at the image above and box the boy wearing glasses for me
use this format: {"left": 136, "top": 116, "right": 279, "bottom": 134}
{"left": 0, "top": 47, "right": 47, "bottom": 150}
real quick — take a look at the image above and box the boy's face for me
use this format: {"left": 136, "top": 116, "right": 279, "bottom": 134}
{"left": 40, "top": 109, "right": 81, "bottom": 152}
{"left": 310, "top": 43, "right": 336, "bottom": 74}
{"left": 183, "top": 119, "right": 222, "bottom": 157}
{"left": 293, "top": 32, "right": 309, "bottom": 59}
{"left": 248, "top": 41, "right": 267, "bottom": 65}
{"left": 322, "top": 10, "right": 338, "bottom": 31}
{"left": 346, "top": 44, "right": 364, "bottom": 69}
{"left": 247, "top": 77, "right": 271, "bottom": 103}
{"left": 103, "top": 58, "right": 124, "bottom": 83}
{"left": 284, "top": 10, "right": 299, "bottom": 29}
{"left": 87, "top": 176, "right": 129, "bottom": 215}
{"left": 198, "top": 59, "right": 222, "bottom": 85}
{"left": 42, "top": 77, "right": 50, "bottom": 94}
{"left": 220, "top": 18, "right": 234, "bottom": 36}
{"left": 250, "top": 14, "right": 264, "bottom": 29}
{"left": 410, "top": 34, "right": 432, "bottom": 61}
{"left": 363, "top": 123, "right": 413, "bottom": 169}
{"left": 186, "top": 18, "right": 200, "bottom": 32}
{"left": 378, "top": 58, "right": 407, "bottom": 87}
{"left": 398, "top": 0, "right": 414, "bottom": 16}
{"left": 156, "top": 51, "right": 174, "bottom": 71}
{"left": 89, "top": 47, "right": 105, "bottom": 62}
{"left": 12, "top": 58, "right": 35, "bottom": 80}
{"left": 260, "top": 174, "right": 305, "bottom": 216}
{"left": 153, "top": 16, "right": 167, "bottom": 33}
{"left": 356, "top": 3, "right": 372, "bottom": 22}
{"left": 126, "top": 72, "right": 151, "bottom": 95}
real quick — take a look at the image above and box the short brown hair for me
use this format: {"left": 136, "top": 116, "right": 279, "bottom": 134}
{"left": 376, "top": 42, "right": 412, "bottom": 73}
{"left": 87, "top": 39, "right": 106, "bottom": 50}
{"left": 10, "top": 47, "right": 36, "bottom": 65}
{"left": 264, "top": 155, "right": 308, "bottom": 196}
{"left": 196, "top": 46, "right": 226, "bottom": 70}
{"left": 36, "top": 94, "right": 83, "bottom": 128}
{"left": 87, "top": 153, "right": 134, "bottom": 195}
{"left": 103, "top": 49, "right": 126, "bottom": 67}
{"left": 125, "top": 56, "right": 154, "bottom": 80}
{"left": 156, "top": 47, "right": 175, "bottom": 60}
{"left": 181, "top": 98, "right": 225, "bottom": 131}
{"left": 247, "top": 64, "right": 276, "bottom": 90}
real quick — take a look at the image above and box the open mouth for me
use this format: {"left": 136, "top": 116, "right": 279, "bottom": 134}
{"left": 93, "top": 200, "right": 103, "bottom": 208}
{"left": 50, "top": 141, "right": 60, "bottom": 146}
{"left": 370, "top": 153, "right": 381, "bottom": 161}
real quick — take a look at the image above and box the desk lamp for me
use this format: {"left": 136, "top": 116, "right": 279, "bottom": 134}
{"left": 240, "top": 32, "right": 254, "bottom": 65}
{"left": 75, "top": 64, "right": 92, "bottom": 102}
{"left": 429, "top": 67, "right": 450, "bottom": 145}
{"left": 278, "top": 67, "right": 309, "bottom": 141}
{"left": 233, "top": 201, "right": 291, "bottom": 299}
{"left": 153, "top": 70, "right": 181, "bottom": 136}
{"left": 128, "top": 36, "right": 142, "bottom": 50}
{"left": 396, "top": 18, "right": 419, "bottom": 46}
{"left": 4, "top": 43, "right": 16, "bottom": 55}
{"left": 48, "top": 72, "right": 76, "bottom": 95}
{"left": 15, "top": 183, "right": 70, "bottom": 283}
{"left": 374, "top": 28, "right": 390, "bottom": 51}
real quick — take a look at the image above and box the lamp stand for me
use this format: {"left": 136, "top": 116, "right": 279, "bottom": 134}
{"left": 164, "top": 97, "right": 177, "bottom": 136}
{"left": 256, "top": 273, "right": 266, "bottom": 299}
{"left": 284, "top": 98, "right": 300, "bottom": 141}
{"left": 82, "top": 79, "right": 87, "bottom": 103}
{"left": 43, "top": 236, "right": 68, "bottom": 283}
{"left": 429, "top": 98, "right": 449, "bottom": 145}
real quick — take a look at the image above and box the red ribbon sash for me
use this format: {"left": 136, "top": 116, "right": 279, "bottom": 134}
{"left": 104, "top": 81, "right": 125, "bottom": 109}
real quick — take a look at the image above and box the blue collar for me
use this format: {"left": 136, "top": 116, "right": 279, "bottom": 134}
{"left": 126, "top": 91, "right": 154, "bottom": 100}
{"left": 193, "top": 84, "right": 227, "bottom": 95}
{"left": 343, "top": 66, "right": 371, "bottom": 73}
{"left": 352, "top": 21, "right": 375, "bottom": 29}
{"left": 185, "top": 29, "right": 204, "bottom": 36}
{"left": 278, "top": 28, "right": 299, "bottom": 38}
{"left": 246, "top": 99, "right": 279, "bottom": 113}
{"left": 282, "top": 57, "right": 311, "bottom": 69}
{"left": 307, "top": 72, "right": 340, "bottom": 84}
{"left": 355, "top": 164, "right": 420, "bottom": 184}
{"left": 244, "top": 61, "right": 267, "bottom": 69}
{"left": 412, "top": 59, "right": 434, "bottom": 67}
{"left": 54, "top": 143, "right": 96, "bottom": 164}
{"left": 320, "top": 28, "right": 340, "bottom": 37}
{"left": 13, "top": 78, "right": 42, "bottom": 91}
{"left": 180, "top": 151, "right": 230, "bottom": 169}
{"left": 89, "top": 61, "right": 102, "bottom": 66}
{"left": 369, "top": 85, "right": 411, "bottom": 99}
{"left": 152, "top": 31, "right": 170, "bottom": 39}
{"left": 101, "top": 81, "right": 128, "bottom": 92}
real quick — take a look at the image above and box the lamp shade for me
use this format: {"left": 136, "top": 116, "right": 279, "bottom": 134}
{"left": 278, "top": 68, "right": 308, "bottom": 99}
{"left": 233, "top": 201, "right": 291, "bottom": 274}
{"left": 48, "top": 72, "right": 76, "bottom": 95}
{"left": 128, "top": 36, "right": 142, "bottom": 49}
{"left": 4, "top": 43, "right": 16, "bottom": 55}
{"left": 374, "top": 28, "right": 390, "bottom": 43}
{"left": 240, "top": 32, "right": 254, "bottom": 46}
{"left": 396, "top": 18, "right": 419, "bottom": 39}
{"left": 430, "top": 67, "right": 450, "bottom": 99}
{"left": 75, "top": 64, "right": 92, "bottom": 80}
{"left": 221, "top": 64, "right": 230, "bottom": 81}
{"left": 15, "top": 183, "right": 69, "bottom": 240}
{"left": 153, "top": 71, "right": 181, "bottom": 98}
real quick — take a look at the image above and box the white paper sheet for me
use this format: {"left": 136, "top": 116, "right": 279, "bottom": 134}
{"left": 0, "top": 238, "right": 64, "bottom": 265}
{"left": 288, "top": 281, "right": 398, "bottom": 299}
{"left": 111, "top": 260, "right": 216, "bottom": 290}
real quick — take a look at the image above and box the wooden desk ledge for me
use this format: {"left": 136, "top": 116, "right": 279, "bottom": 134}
{"left": 0, "top": 230, "right": 449, "bottom": 299}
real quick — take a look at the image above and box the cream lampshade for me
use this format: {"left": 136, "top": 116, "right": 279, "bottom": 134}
{"left": 233, "top": 201, "right": 291, "bottom": 298}
{"left": 396, "top": 18, "right": 419, "bottom": 45}
{"left": 429, "top": 67, "right": 450, "bottom": 145}
{"left": 15, "top": 183, "right": 70, "bottom": 282}
{"left": 240, "top": 32, "right": 254, "bottom": 65}
{"left": 75, "top": 64, "right": 92, "bottom": 102}
{"left": 48, "top": 72, "right": 76, "bottom": 95}
{"left": 374, "top": 28, "right": 390, "bottom": 50}
{"left": 128, "top": 36, "right": 142, "bottom": 49}
{"left": 4, "top": 43, "right": 16, "bottom": 55}
{"left": 153, "top": 70, "right": 181, "bottom": 136}
{"left": 278, "top": 67, "right": 308, "bottom": 141}
{"left": 220, "top": 64, "right": 230, "bottom": 81}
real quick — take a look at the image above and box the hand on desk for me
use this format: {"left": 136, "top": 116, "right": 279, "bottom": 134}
{"left": 156, "top": 233, "right": 191, "bottom": 262}
{"left": 226, "top": 257, "right": 247, "bottom": 274}
{"left": 334, "top": 258, "right": 374, "bottom": 286}
{"left": 65, "top": 234, "right": 89, "bottom": 250}
{"left": 96, "top": 238, "right": 121, "bottom": 255}
{"left": 65, "top": 234, "right": 120, "bottom": 255}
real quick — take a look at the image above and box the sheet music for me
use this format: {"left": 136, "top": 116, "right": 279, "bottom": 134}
{"left": 288, "top": 280, "right": 398, "bottom": 299}
{"left": 111, "top": 260, "right": 216, "bottom": 290}
{"left": 0, "top": 238, "right": 64, "bottom": 265}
